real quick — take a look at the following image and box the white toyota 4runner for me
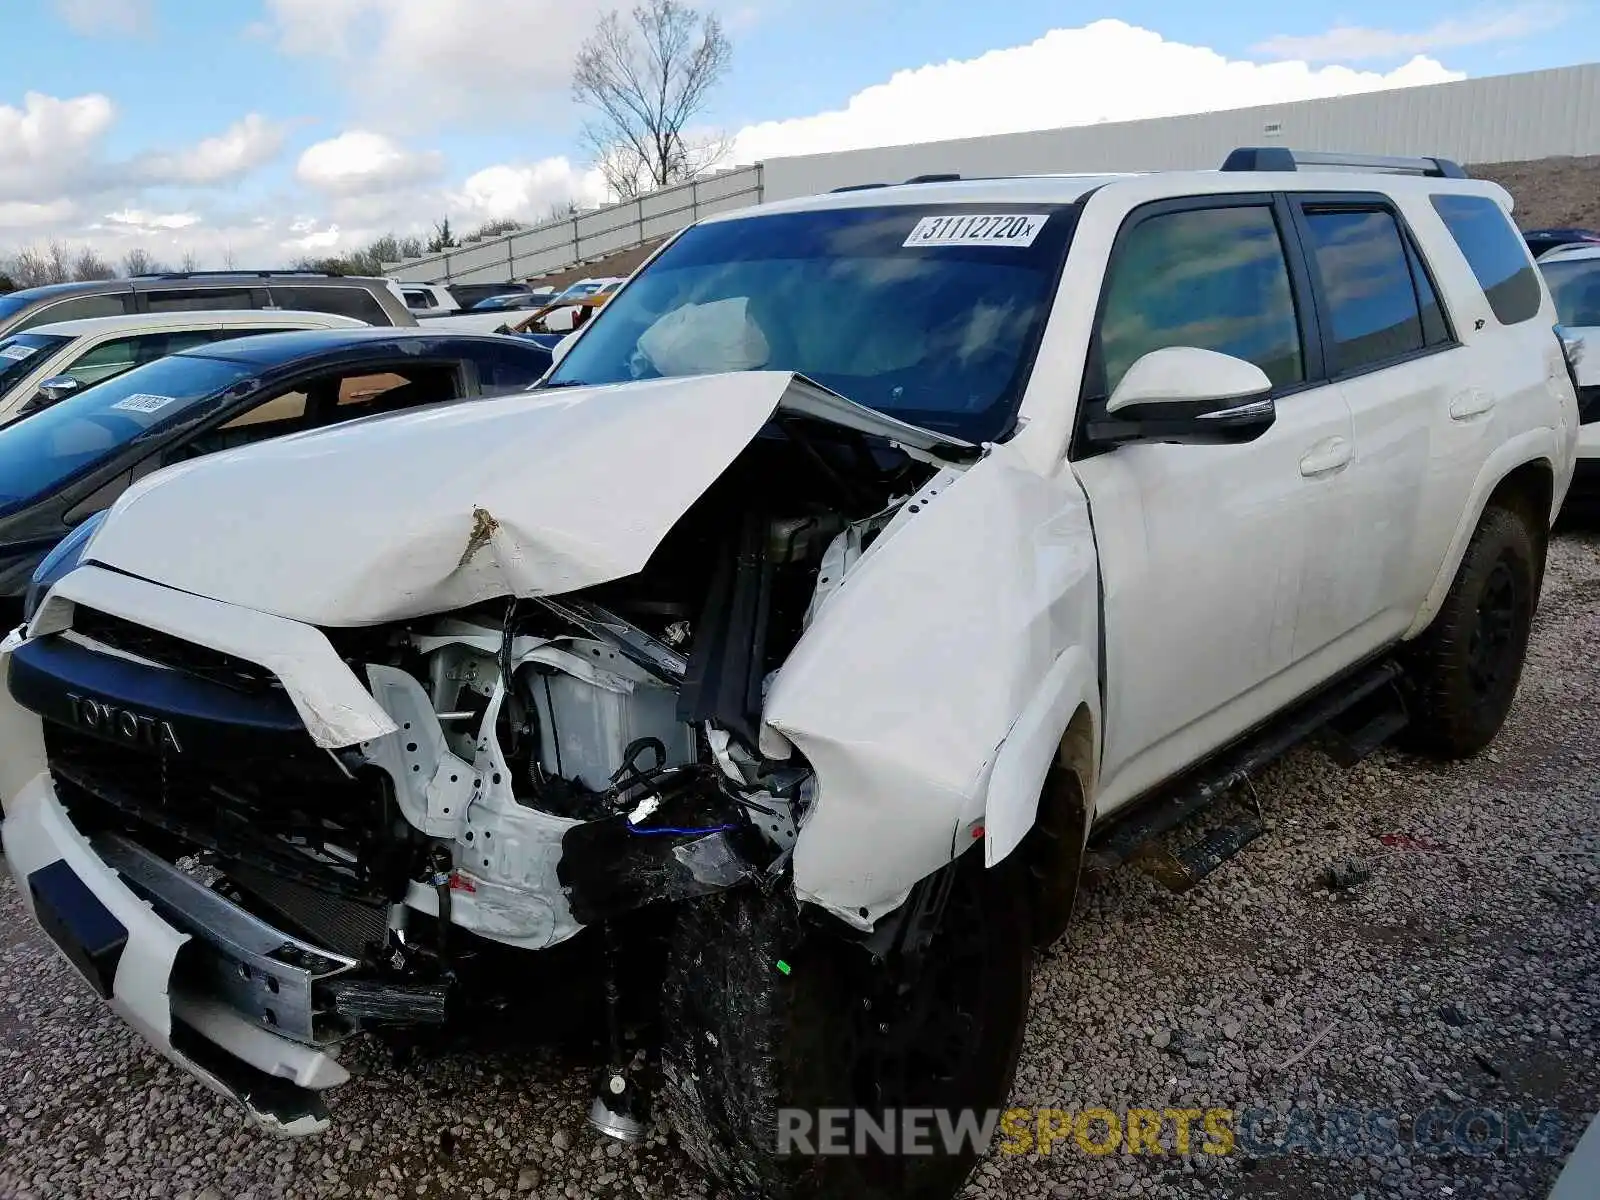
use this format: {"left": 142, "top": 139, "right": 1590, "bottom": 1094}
{"left": 0, "top": 148, "right": 1580, "bottom": 1200}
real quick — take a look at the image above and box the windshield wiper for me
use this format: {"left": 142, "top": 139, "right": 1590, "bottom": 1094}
{"left": 537, "top": 379, "right": 589, "bottom": 389}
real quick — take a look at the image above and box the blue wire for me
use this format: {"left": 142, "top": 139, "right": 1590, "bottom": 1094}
{"left": 625, "top": 822, "right": 739, "bottom": 837}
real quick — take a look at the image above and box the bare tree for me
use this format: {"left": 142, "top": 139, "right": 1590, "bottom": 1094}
{"left": 222, "top": 246, "right": 238, "bottom": 270}
{"left": 573, "top": 0, "right": 732, "bottom": 200}
{"left": 46, "top": 241, "right": 72, "bottom": 284}
{"left": 8, "top": 248, "right": 56, "bottom": 288}
{"left": 178, "top": 249, "right": 200, "bottom": 272}
{"left": 122, "top": 247, "right": 156, "bottom": 277}
{"left": 71, "top": 247, "right": 114, "bottom": 282}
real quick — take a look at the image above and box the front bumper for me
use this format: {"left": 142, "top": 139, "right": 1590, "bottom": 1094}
{"left": 0, "top": 635, "right": 354, "bottom": 1135}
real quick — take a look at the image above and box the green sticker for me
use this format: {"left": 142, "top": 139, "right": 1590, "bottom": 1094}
{"left": 776, "top": 959, "right": 792, "bottom": 976}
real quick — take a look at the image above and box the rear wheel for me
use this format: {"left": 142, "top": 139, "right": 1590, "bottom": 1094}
{"left": 1403, "top": 504, "right": 1538, "bottom": 758}
{"left": 660, "top": 851, "right": 1033, "bottom": 1200}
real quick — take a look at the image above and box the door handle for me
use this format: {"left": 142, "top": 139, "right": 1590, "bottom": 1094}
{"left": 1449, "top": 389, "right": 1495, "bottom": 421}
{"left": 1299, "top": 436, "right": 1352, "bottom": 477}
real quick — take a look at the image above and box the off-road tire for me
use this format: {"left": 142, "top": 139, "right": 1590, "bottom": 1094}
{"left": 659, "top": 852, "right": 1033, "bottom": 1200}
{"left": 1403, "top": 503, "right": 1538, "bottom": 758}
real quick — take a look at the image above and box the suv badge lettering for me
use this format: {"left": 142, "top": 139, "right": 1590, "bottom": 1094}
{"left": 64, "top": 692, "right": 182, "bottom": 753}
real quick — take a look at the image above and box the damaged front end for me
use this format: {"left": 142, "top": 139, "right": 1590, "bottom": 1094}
{"left": 3, "top": 375, "right": 974, "bottom": 1135}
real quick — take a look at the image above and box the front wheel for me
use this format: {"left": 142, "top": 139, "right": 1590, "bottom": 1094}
{"left": 1403, "top": 503, "right": 1539, "bottom": 758}
{"left": 659, "top": 851, "right": 1033, "bottom": 1200}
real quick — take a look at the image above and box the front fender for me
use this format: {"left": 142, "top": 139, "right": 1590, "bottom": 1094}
{"left": 981, "top": 644, "right": 1099, "bottom": 867}
{"left": 1404, "top": 426, "right": 1567, "bottom": 640}
{"left": 764, "top": 444, "right": 1100, "bottom": 929}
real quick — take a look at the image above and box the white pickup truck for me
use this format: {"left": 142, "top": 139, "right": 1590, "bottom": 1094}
{"left": 0, "top": 148, "right": 1579, "bottom": 1200}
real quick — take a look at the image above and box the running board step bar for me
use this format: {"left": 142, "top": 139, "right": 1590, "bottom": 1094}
{"left": 1085, "top": 659, "right": 1405, "bottom": 878}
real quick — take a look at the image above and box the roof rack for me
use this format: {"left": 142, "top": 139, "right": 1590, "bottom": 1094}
{"left": 829, "top": 182, "right": 889, "bottom": 193}
{"left": 1221, "top": 147, "right": 1468, "bottom": 179}
{"left": 904, "top": 173, "right": 962, "bottom": 184}
{"left": 127, "top": 269, "right": 343, "bottom": 281}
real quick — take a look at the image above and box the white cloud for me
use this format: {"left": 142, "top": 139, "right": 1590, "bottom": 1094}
{"left": 0, "top": 91, "right": 115, "bottom": 200}
{"left": 296, "top": 130, "right": 445, "bottom": 196}
{"left": 1254, "top": 6, "right": 1568, "bottom": 62}
{"left": 0, "top": 199, "right": 80, "bottom": 229}
{"left": 52, "top": 0, "right": 153, "bottom": 37}
{"left": 134, "top": 115, "right": 288, "bottom": 186}
{"left": 103, "top": 209, "right": 202, "bottom": 232}
{"left": 731, "top": 19, "right": 1464, "bottom": 164}
{"left": 450, "top": 161, "right": 608, "bottom": 221}
{"left": 263, "top": 0, "right": 607, "bottom": 125}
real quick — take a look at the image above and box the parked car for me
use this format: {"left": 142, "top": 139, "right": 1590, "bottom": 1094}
{"left": 448, "top": 282, "right": 536, "bottom": 310}
{"left": 469, "top": 290, "right": 555, "bottom": 312}
{"left": 508, "top": 284, "right": 622, "bottom": 335}
{"left": 1540, "top": 243, "right": 1600, "bottom": 505}
{"left": 0, "top": 271, "right": 415, "bottom": 337}
{"left": 401, "top": 282, "right": 463, "bottom": 316}
{"left": 0, "top": 328, "right": 552, "bottom": 623}
{"left": 0, "top": 310, "right": 368, "bottom": 426}
{"left": 0, "top": 150, "right": 1577, "bottom": 1200}
{"left": 1523, "top": 226, "right": 1600, "bottom": 258}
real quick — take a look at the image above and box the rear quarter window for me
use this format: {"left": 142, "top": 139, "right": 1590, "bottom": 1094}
{"left": 1430, "top": 194, "right": 1543, "bottom": 326}
{"left": 271, "top": 285, "right": 390, "bottom": 326}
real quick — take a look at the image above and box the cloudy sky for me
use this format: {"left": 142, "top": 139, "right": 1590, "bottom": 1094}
{"left": 1, "top": 0, "right": 1592, "bottom": 267}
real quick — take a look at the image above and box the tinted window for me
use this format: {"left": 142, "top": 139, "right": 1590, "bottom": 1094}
{"left": 1301, "top": 208, "right": 1426, "bottom": 373}
{"left": 1098, "top": 205, "right": 1303, "bottom": 393}
{"left": 0, "top": 333, "right": 70, "bottom": 394}
{"left": 145, "top": 288, "right": 257, "bottom": 313}
{"left": 1540, "top": 257, "right": 1600, "bottom": 328}
{"left": 17, "top": 293, "right": 130, "bottom": 329}
{"left": 1407, "top": 240, "right": 1451, "bottom": 347}
{"left": 272, "top": 285, "right": 388, "bottom": 325}
{"left": 1431, "top": 194, "right": 1542, "bottom": 325}
{"left": 0, "top": 354, "right": 254, "bottom": 515}
{"left": 472, "top": 342, "right": 553, "bottom": 390}
{"left": 548, "top": 204, "right": 1079, "bottom": 443}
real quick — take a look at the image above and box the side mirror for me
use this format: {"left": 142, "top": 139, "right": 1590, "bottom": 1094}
{"left": 1088, "top": 347, "right": 1277, "bottom": 447}
{"left": 33, "top": 375, "right": 83, "bottom": 407}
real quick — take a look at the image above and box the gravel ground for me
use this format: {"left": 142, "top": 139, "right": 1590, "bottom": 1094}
{"left": 1, "top": 533, "right": 1597, "bottom": 1200}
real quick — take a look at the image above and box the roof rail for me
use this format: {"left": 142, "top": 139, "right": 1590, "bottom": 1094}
{"left": 1221, "top": 147, "right": 1468, "bottom": 179}
{"left": 829, "top": 182, "right": 889, "bottom": 193}
{"left": 128, "top": 269, "right": 343, "bottom": 281}
{"left": 904, "top": 173, "right": 962, "bottom": 184}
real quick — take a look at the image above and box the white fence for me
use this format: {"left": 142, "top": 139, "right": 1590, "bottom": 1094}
{"left": 384, "top": 165, "right": 764, "bottom": 284}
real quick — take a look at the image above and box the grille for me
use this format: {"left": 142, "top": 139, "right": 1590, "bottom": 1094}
{"left": 226, "top": 861, "right": 391, "bottom": 959}
{"left": 45, "top": 724, "right": 395, "bottom": 901}
{"left": 70, "top": 607, "right": 280, "bottom": 695}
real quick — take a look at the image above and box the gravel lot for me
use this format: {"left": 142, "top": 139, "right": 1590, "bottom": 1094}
{"left": 1, "top": 532, "right": 1597, "bottom": 1200}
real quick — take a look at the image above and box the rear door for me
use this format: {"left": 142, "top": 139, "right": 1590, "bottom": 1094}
{"left": 1284, "top": 194, "right": 1462, "bottom": 656}
{"left": 1072, "top": 194, "right": 1357, "bottom": 813}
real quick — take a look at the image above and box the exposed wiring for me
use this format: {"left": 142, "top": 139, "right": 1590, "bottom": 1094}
{"left": 624, "top": 822, "right": 740, "bottom": 837}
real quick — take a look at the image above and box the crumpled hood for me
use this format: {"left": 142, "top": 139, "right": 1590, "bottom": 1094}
{"left": 81, "top": 371, "right": 969, "bottom": 627}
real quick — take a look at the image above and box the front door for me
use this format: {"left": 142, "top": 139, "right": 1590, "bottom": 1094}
{"left": 1071, "top": 195, "right": 1355, "bottom": 815}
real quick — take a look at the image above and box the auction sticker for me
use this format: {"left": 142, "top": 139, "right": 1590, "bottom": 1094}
{"left": 0, "top": 344, "right": 37, "bottom": 361}
{"left": 110, "top": 393, "right": 178, "bottom": 414}
{"left": 903, "top": 213, "right": 1049, "bottom": 248}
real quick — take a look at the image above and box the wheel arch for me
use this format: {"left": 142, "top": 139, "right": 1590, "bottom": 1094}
{"left": 1405, "top": 436, "right": 1557, "bottom": 641}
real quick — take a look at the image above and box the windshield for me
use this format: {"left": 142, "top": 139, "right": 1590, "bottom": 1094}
{"left": 0, "top": 353, "right": 255, "bottom": 515}
{"left": 546, "top": 203, "right": 1077, "bottom": 442}
{"left": 1542, "top": 258, "right": 1600, "bottom": 327}
{"left": 0, "top": 332, "right": 70, "bottom": 394}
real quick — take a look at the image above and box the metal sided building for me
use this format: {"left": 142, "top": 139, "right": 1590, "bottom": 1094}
{"left": 387, "top": 62, "right": 1600, "bottom": 284}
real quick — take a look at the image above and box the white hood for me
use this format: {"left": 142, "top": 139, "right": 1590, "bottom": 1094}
{"left": 83, "top": 371, "right": 969, "bottom": 627}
